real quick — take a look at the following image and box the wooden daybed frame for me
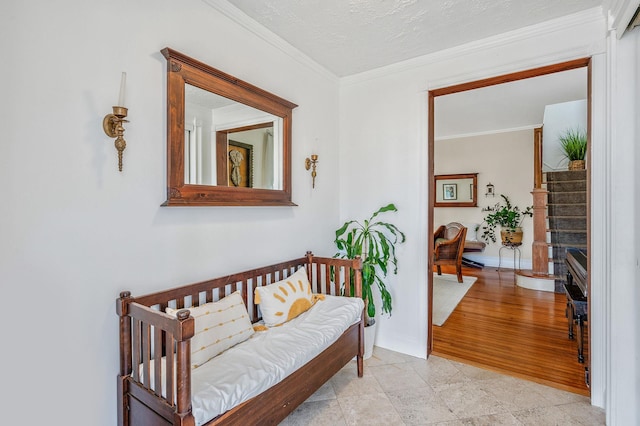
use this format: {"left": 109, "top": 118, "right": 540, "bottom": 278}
{"left": 116, "top": 252, "right": 364, "bottom": 426}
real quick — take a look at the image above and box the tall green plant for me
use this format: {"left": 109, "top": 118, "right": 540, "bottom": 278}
{"left": 559, "top": 128, "right": 587, "bottom": 161}
{"left": 334, "top": 204, "right": 406, "bottom": 320}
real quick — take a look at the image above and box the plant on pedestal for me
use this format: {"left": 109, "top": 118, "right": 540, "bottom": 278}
{"left": 480, "top": 194, "right": 532, "bottom": 245}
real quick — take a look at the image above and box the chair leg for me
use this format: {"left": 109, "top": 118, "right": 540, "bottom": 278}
{"left": 456, "top": 266, "right": 463, "bottom": 283}
{"left": 436, "top": 265, "right": 442, "bottom": 276}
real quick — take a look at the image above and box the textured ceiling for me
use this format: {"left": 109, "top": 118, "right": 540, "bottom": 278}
{"left": 226, "top": 0, "right": 601, "bottom": 77}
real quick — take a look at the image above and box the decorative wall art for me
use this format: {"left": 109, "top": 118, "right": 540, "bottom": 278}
{"left": 443, "top": 184, "right": 457, "bottom": 200}
{"left": 228, "top": 140, "right": 253, "bottom": 188}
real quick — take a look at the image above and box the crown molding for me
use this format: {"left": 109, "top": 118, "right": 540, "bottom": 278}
{"left": 435, "top": 125, "right": 541, "bottom": 142}
{"left": 341, "top": 7, "right": 605, "bottom": 87}
{"left": 202, "top": 0, "right": 339, "bottom": 83}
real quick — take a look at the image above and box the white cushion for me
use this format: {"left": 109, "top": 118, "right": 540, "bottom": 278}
{"left": 166, "top": 291, "right": 254, "bottom": 369}
{"left": 255, "top": 267, "right": 314, "bottom": 327}
{"left": 462, "top": 222, "right": 480, "bottom": 241}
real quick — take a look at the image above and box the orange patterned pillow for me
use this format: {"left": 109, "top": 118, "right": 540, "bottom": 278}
{"left": 255, "top": 267, "right": 314, "bottom": 327}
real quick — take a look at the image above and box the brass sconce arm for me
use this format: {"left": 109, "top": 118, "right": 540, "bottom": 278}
{"left": 305, "top": 154, "right": 318, "bottom": 188}
{"left": 103, "top": 106, "right": 128, "bottom": 171}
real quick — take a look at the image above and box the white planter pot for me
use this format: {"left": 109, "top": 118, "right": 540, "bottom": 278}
{"left": 364, "top": 320, "right": 377, "bottom": 359}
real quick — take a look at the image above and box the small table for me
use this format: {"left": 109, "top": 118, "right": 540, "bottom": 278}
{"left": 497, "top": 242, "right": 522, "bottom": 271}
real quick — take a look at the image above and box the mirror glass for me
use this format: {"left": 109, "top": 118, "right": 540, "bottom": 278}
{"left": 184, "top": 84, "right": 283, "bottom": 190}
{"left": 162, "top": 48, "right": 297, "bottom": 206}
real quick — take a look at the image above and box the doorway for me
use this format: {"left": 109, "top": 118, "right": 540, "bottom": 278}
{"left": 427, "top": 59, "right": 591, "bottom": 393}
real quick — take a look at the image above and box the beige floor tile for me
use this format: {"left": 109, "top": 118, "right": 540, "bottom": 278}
{"left": 330, "top": 368, "right": 384, "bottom": 398}
{"left": 369, "top": 362, "right": 428, "bottom": 392}
{"left": 435, "top": 381, "right": 509, "bottom": 418}
{"left": 512, "top": 405, "right": 585, "bottom": 425}
{"left": 279, "top": 399, "right": 346, "bottom": 426}
{"left": 409, "top": 356, "right": 472, "bottom": 389}
{"left": 525, "top": 380, "right": 589, "bottom": 405}
{"left": 557, "top": 401, "right": 606, "bottom": 425}
{"left": 477, "top": 376, "right": 555, "bottom": 411}
{"left": 282, "top": 348, "right": 601, "bottom": 425}
{"left": 459, "top": 412, "right": 523, "bottom": 425}
{"left": 338, "top": 392, "right": 404, "bottom": 426}
{"left": 452, "top": 361, "right": 507, "bottom": 381}
{"left": 306, "top": 380, "right": 337, "bottom": 403}
{"left": 386, "top": 386, "right": 458, "bottom": 425}
{"left": 366, "top": 346, "right": 423, "bottom": 366}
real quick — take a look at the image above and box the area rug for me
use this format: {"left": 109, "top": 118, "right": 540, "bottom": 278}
{"left": 432, "top": 273, "right": 477, "bottom": 326}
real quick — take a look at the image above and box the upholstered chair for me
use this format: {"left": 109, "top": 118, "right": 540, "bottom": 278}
{"left": 434, "top": 222, "right": 467, "bottom": 283}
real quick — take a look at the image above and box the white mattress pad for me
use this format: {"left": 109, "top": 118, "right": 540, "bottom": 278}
{"left": 189, "top": 294, "right": 363, "bottom": 425}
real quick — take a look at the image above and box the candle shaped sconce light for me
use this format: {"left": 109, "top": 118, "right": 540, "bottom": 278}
{"left": 305, "top": 154, "right": 318, "bottom": 188}
{"left": 103, "top": 72, "right": 129, "bottom": 171}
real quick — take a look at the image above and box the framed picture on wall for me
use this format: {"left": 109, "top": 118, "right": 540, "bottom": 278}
{"left": 228, "top": 140, "right": 253, "bottom": 188}
{"left": 443, "top": 183, "right": 457, "bottom": 200}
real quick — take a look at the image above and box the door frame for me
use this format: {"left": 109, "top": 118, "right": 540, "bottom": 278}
{"left": 427, "top": 57, "right": 592, "bottom": 355}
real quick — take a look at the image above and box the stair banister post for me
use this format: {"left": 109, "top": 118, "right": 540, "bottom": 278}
{"left": 531, "top": 187, "right": 549, "bottom": 275}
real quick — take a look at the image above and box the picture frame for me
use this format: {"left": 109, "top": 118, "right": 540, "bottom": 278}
{"left": 443, "top": 183, "right": 457, "bottom": 200}
{"left": 434, "top": 173, "right": 478, "bottom": 207}
{"left": 228, "top": 140, "right": 253, "bottom": 188}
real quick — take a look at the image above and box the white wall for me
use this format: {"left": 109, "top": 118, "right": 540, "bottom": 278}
{"left": 602, "top": 25, "right": 640, "bottom": 426}
{"left": 0, "top": 1, "right": 340, "bottom": 424}
{"left": 340, "top": 8, "right": 606, "bottom": 361}
{"left": 434, "top": 130, "right": 535, "bottom": 268}
{"left": 542, "top": 99, "right": 588, "bottom": 171}
{"left": 339, "top": 6, "right": 640, "bottom": 422}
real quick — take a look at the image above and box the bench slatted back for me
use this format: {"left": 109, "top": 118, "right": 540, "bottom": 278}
{"left": 117, "top": 254, "right": 362, "bottom": 423}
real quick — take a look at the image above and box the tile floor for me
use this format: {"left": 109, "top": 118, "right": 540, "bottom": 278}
{"left": 280, "top": 347, "right": 605, "bottom": 425}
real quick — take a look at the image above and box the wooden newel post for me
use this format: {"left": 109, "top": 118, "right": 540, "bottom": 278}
{"left": 531, "top": 188, "right": 549, "bottom": 275}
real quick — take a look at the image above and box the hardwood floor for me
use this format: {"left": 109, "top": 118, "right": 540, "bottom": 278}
{"left": 432, "top": 264, "right": 590, "bottom": 396}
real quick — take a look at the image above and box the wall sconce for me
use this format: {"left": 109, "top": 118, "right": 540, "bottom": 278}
{"left": 103, "top": 72, "right": 128, "bottom": 172}
{"left": 485, "top": 182, "right": 495, "bottom": 197}
{"left": 305, "top": 154, "right": 318, "bottom": 188}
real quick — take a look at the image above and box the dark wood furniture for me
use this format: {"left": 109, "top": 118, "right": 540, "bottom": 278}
{"left": 116, "top": 253, "right": 363, "bottom": 425}
{"left": 162, "top": 48, "right": 298, "bottom": 206}
{"left": 434, "top": 222, "right": 467, "bottom": 282}
{"left": 564, "top": 247, "right": 588, "bottom": 375}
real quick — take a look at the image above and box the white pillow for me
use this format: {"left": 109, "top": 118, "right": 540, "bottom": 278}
{"left": 462, "top": 223, "right": 480, "bottom": 241}
{"left": 255, "top": 267, "right": 314, "bottom": 327}
{"left": 166, "top": 291, "right": 254, "bottom": 369}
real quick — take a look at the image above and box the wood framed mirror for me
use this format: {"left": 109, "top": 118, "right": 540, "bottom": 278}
{"left": 162, "top": 48, "right": 298, "bottom": 206}
{"left": 434, "top": 173, "right": 478, "bottom": 207}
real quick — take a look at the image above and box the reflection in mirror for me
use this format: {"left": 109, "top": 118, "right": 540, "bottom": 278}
{"left": 434, "top": 173, "right": 478, "bottom": 207}
{"left": 184, "top": 84, "right": 283, "bottom": 190}
{"left": 162, "top": 48, "right": 297, "bottom": 206}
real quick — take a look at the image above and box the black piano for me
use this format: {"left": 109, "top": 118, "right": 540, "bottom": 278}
{"left": 564, "top": 247, "right": 588, "bottom": 376}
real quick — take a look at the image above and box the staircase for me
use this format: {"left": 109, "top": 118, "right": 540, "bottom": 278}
{"left": 546, "top": 170, "right": 587, "bottom": 293}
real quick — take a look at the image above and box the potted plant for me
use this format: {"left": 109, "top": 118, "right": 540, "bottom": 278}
{"left": 334, "top": 204, "right": 406, "bottom": 358}
{"left": 559, "top": 128, "right": 587, "bottom": 170}
{"left": 480, "top": 194, "right": 533, "bottom": 245}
